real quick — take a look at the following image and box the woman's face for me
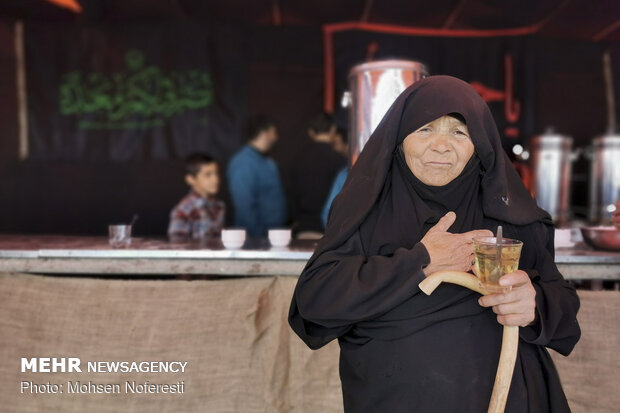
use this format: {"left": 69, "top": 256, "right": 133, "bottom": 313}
{"left": 402, "top": 115, "right": 475, "bottom": 186}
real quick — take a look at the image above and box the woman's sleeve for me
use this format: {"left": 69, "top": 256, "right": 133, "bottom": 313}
{"left": 518, "top": 223, "right": 581, "bottom": 356}
{"left": 288, "top": 230, "right": 430, "bottom": 349}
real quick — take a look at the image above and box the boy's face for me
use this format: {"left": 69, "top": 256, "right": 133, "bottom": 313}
{"left": 186, "top": 163, "right": 219, "bottom": 198}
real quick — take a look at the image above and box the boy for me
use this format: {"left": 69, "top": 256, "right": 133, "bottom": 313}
{"left": 168, "top": 153, "right": 225, "bottom": 240}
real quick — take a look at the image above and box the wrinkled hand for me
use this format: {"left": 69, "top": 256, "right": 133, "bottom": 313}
{"left": 478, "top": 270, "right": 537, "bottom": 327}
{"left": 421, "top": 211, "right": 493, "bottom": 276}
{"left": 613, "top": 201, "right": 620, "bottom": 230}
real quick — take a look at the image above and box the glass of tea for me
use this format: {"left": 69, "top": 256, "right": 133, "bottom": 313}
{"left": 472, "top": 237, "right": 523, "bottom": 293}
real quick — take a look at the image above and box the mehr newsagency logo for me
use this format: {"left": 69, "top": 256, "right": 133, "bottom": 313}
{"left": 20, "top": 357, "right": 186, "bottom": 395}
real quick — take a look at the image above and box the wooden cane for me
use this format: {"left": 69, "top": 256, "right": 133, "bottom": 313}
{"left": 418, "top": 271, "right": 518, "bottom": 413}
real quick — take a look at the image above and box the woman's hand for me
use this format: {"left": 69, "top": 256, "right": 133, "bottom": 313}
{"left": 420, "top": 211, "right": 493, "bottom": 276}
{"left": 478, "top": 270, "right": 537, "bottom": 327}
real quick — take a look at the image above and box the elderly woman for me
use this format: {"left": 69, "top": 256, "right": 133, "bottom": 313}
{"left": 289, "top": 76, "right": 580, "bottom": 412}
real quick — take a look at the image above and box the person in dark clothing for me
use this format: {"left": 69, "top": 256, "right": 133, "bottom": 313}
{"left": 290, "top": 113, "right": 346, "bottom": 237}
{"left": 289, "top": 76, "right": 580, "bottom": 412}
{"left": 613, "top": 200, "right": 620, "bottom": 229}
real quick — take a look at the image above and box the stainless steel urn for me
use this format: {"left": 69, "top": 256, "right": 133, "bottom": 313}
{"left": 343, "top": 60, "right": 428, "bottom": 165}
{"left": 530, "top": 133, "right": 575, "bottom": 225}
{"left": 589, "top": 135, "right": 620, "bottom": 224}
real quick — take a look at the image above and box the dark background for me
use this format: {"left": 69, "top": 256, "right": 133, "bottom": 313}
{"left": 0, "top": 0, "right": 618, "bottom": 236}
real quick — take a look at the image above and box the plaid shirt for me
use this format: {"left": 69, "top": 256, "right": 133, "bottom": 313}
{"left": 168, "top": 192, "right": 225, "bottom": 240}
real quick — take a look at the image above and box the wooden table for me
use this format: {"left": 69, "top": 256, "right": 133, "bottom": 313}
{"left": 0, "top": 235, "right": 619, "bottom": 279}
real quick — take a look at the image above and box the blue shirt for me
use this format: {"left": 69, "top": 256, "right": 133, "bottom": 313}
{"left": 321, "top": 166, "right": 348, "bottom": 228}
{"left": 227, "top": 145, "right": 287, "bottom": 239}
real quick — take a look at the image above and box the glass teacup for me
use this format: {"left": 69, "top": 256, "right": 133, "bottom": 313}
{"left": 472, "top": 237, "right": 523, "bottom": 293}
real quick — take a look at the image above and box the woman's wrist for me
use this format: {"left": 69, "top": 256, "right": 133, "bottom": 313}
{"left": 527, "top": 309, "right": 540, "bottom": 326}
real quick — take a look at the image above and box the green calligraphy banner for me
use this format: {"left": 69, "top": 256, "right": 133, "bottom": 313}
{"left": 25, "top": 23, "right": 247, "bottom": 161}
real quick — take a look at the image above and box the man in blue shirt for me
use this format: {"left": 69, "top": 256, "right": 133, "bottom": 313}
{"left": 227, "top": 116, "right": 287, "bottom": 241}
{"left": 321, "top": 166, "right": 348, "bottom": 228}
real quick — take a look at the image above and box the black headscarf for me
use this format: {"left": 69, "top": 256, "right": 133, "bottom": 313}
{"left": 318, "top": 75, "right": 550, "bottom": 262}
